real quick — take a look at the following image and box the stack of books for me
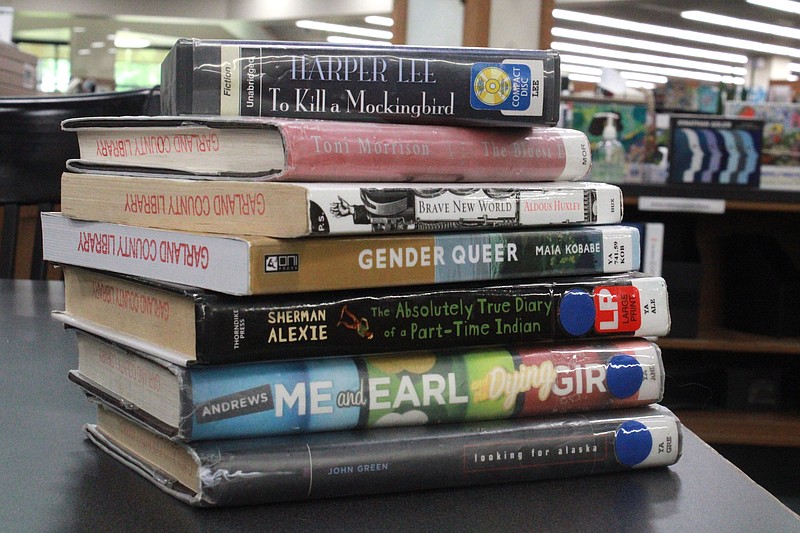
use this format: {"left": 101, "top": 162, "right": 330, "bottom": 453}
{"left": 43, "top": 39, "right": 682, "bottom": 507}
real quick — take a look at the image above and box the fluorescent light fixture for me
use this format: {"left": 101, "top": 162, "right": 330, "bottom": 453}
{"left": 619, "top": 72, "right": 668, "bottom": 84}
{"left": 682, "top": 10, "right": 800, "bottom": 40}
{"left": 553, "top": 8, "right": 800, "bottom": 57}
{"left": 564, "top": 72, "right": 656, "bottom": 90}
{"left": 114, "top": 34, "right": 151, "bottom": 49}
{"left": 625, "top": 80, "right": 656, "bottom": 90}
{"left": 551, "top": 41, "right": 747, "bottom": 75}
{"left": 90, "top": 41, "right": 105, "bottom": 49}
{"left": 559, "top": 53, "right": 746, "bottom": 84}
{"left": 296, "top": 19, "right": 392, "bottom": 40}
{"left": 561, "top": 64, "right": 603, "bottom": 76}
{"left": 789, "top": 62, "right": 800, "bottom": 72}
{"left": 747, "top": 0, "right": 800, "bottom": 14}
{"left": 327, "top": 35, "right": 393, "bottom": 46}
{"left": 566, "top": 73, "right": 601, "bottom": 83}
{"left": 365, "top": 15, "right": 393, "bottom": 27}
{"left": 789, "top": 74, "right": 799, "bottom": 81}
{"left": 551, "top": 27, "right": 748, "bottom": 64}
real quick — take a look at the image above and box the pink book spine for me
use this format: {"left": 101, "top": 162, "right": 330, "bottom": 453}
{"left": 277, "top": 120, "right": 591, "bottom": 182}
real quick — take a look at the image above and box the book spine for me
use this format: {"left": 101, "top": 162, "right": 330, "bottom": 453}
{"left": 62, "top": 174, "right": 618, "bottom": 238}
{"left": 276, "top": 121, "right": 591, "bottom": 182}
{"left": 161, "top": 39, "right": 561, "bottom": 127}
{"left": 179, "top": 339, "right": 665, "bottom": 440}
{"left": 197, "top": 274, "right": 669, "bottom": 363}
{"left": 42, "top": 213, "right": 641, "bottom": 295}
{"left": 89, "top": 405, "right": 682, "bottom": 506}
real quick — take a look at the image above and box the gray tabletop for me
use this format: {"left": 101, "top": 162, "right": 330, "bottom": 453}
{"left": 1, "top": 279, "right": 798, "bottom": 533}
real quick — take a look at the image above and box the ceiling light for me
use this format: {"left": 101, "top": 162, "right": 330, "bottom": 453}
{"left": 561, "top": 64, "right": 603, "bottom": 76}
{"left": 619, "top": 72, "right": 668, "bottom": 84}
{"left": 552, "top": 41, "right": 747, "bottom": 75}
{"left": 559, "top": 53, "right": 746, "bottom": 84}
{"left": 551, "top": 27, "right": 748, "bottom": 64}
{"left": 566, "top": 73, "right": 601, "bottom": 84}
{"left": 296, "top": 19, "right": 392, "bottom": 40}
{"left": 789, "top": 62, "right": 800, "bottom": 72}
{"left": 365, "top": 16, "right": 393, "bottom": 27}
{"left": 327, "top": 35, "right": 393, "bottom": 46}
{"left": 682, "top": 10, "right": 800, "bottom": 40}
{"left": 552, "top": 8, "right": 800, "bottom": 58}
{"left": 114, "top": 34, "right": 151, "bottom": 49}
{"left": 746, "top": 0, "right": 800, "bottom": 15}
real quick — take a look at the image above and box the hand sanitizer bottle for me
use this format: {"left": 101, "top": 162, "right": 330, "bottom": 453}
{"left": 592, "top": 114, "right": 626, "bottom": 183}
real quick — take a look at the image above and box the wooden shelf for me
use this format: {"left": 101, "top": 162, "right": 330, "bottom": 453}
{"left": 620, "top": 183, "right": 800, "bottom": 209}
{"left": 676, "top": 410, "right": 800, "bottom": 447}
{"left": 658, "top": 328, "right": 800, "bottom": 355}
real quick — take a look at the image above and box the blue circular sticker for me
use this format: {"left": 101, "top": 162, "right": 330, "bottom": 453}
{"left": 606, "top": 354, "right": 644, "bottom": 399}
{"left": 558, "top": 289, "right": 596, "bottom": 336}
{"left": 615, "top": 420, "right": 653, "bottom": 466}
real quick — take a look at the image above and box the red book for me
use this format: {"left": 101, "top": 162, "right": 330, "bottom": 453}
{"left": 62, "top": 115, "right": 592, "bottom": 182}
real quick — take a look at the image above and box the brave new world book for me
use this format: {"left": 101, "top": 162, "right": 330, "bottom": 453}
{"left": 55, "top": 266, "right": 671, "bottom": 366}
{"left": 70, "top": 330, "right": 666, "bottom": 441}
{"left": 160, "top": 39, "right": 562, "bottom": 127}
{"left": 85, "top": 402, "right": 682, "bottom": 506}
{"left": 61, "top": 173, "right": 620, "bottom": 238}
{"left": 61, "top": 115, "right": 591, "bottom": 182}
{"left": 41, "top": 213, "right": 641, "bottom": 296}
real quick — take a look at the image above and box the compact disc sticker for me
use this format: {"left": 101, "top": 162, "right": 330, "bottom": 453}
{"left": 470, "top": 60, "right": 543, "bottom": 116}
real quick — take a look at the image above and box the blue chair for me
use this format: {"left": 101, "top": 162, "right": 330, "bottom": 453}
{"left": 0, "top": 87, "right": 160, "bottom": 279}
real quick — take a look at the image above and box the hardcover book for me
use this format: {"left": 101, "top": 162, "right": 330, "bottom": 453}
{"left": 61, "top": 173, "right": 620, "bottom": 238}
{"left": 55, "top": 266, "right": 671, "bottom": 366}
{"left": 160, "top": 39, "right": 561, "bottom": 127}
{"left": 85, "top": 403, "right": 683, "bottom": 506}
{"left": 61, "top": 115, "right": 591, "bottom": 182}
{"left": 70, "top": 330, "right": 666, "bottom": 441}
{"left": 41, "top": 213, "right": 641, "bottom": 296}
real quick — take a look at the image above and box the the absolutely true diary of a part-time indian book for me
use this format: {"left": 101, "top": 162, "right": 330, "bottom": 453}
{"left": 160, "top": 39, "right": 562, "bottom": 127}
{"left": 54, "top": 266, "right": 671, "bottom": 365}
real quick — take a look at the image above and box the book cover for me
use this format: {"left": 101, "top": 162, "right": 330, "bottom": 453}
{"left": 41, "top": 212, "right": 641, "bottom": 296}
{"left": 70, "top": 330, "right": 666, "bottom": 440}
{"left": 62, "top": 115, "right": 591, "bottom": 182}
{"left": 668, "top": 115, "right": 763, "bottom": 186}
{"left": 56, "top": 266, "right": 671, "bottom": 365}
{"left": 160, "top": 39, "right": 561, "bottom": 127}
{"left": 85, "top": 403, "right": 683, "bottom": 506}
{"left": 61, "top": 173, "right": 620, "bottom": 238}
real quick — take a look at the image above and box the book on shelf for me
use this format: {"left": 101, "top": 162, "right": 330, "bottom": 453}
{"left": 70, "top": 330, "right": 666, "bottom": 441}
{"left": 61, "top": 115, "right": 591, "bottom": 182}
{"left": 54, "top": 266, "right": 671, "bottom": 366}
{"left": 41, "top": 212, "right": 641, "bottom": 296}
{"left": 85, "top": 402, "right": 683, "bottom": 506}
{"left": 60, "top": 173, "right": 621, "bottom": 238}
{"left": 160, "top": 39, "right": 561, "bottom": 127}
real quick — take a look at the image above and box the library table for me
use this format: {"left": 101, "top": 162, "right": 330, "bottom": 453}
{"left": 1, "top": 280, "right": 798, "bottom": 532}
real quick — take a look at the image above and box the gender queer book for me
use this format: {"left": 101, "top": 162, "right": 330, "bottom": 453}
{"left": 41, "top": 212, "right": 641, "bottom": 296}
{"left": 61, "top": 173, "right": 620, "bottom": 238}
{"left": 85, "top": 403, "right": 683, "bottom": 506}
{"left": 160, "top": 39, "right": 561, "bottom": 127}
{"left": 61, "top": 116, "right": 591, "bottom": 182}
{"left": 55, "top": 266, "right": 671, "bottom": 365}
{"left": 69, "top": 330, "right": 666, "bottom": 441}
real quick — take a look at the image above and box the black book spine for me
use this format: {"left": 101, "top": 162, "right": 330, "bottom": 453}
{"left": 160, "top": 39, "right": 560, "bottom": 127}
{"left": 194, "top": 406, "right": 682, "bottom": 505}
{"left": 194, "top": 275, "right": 668, "bottom": 364}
